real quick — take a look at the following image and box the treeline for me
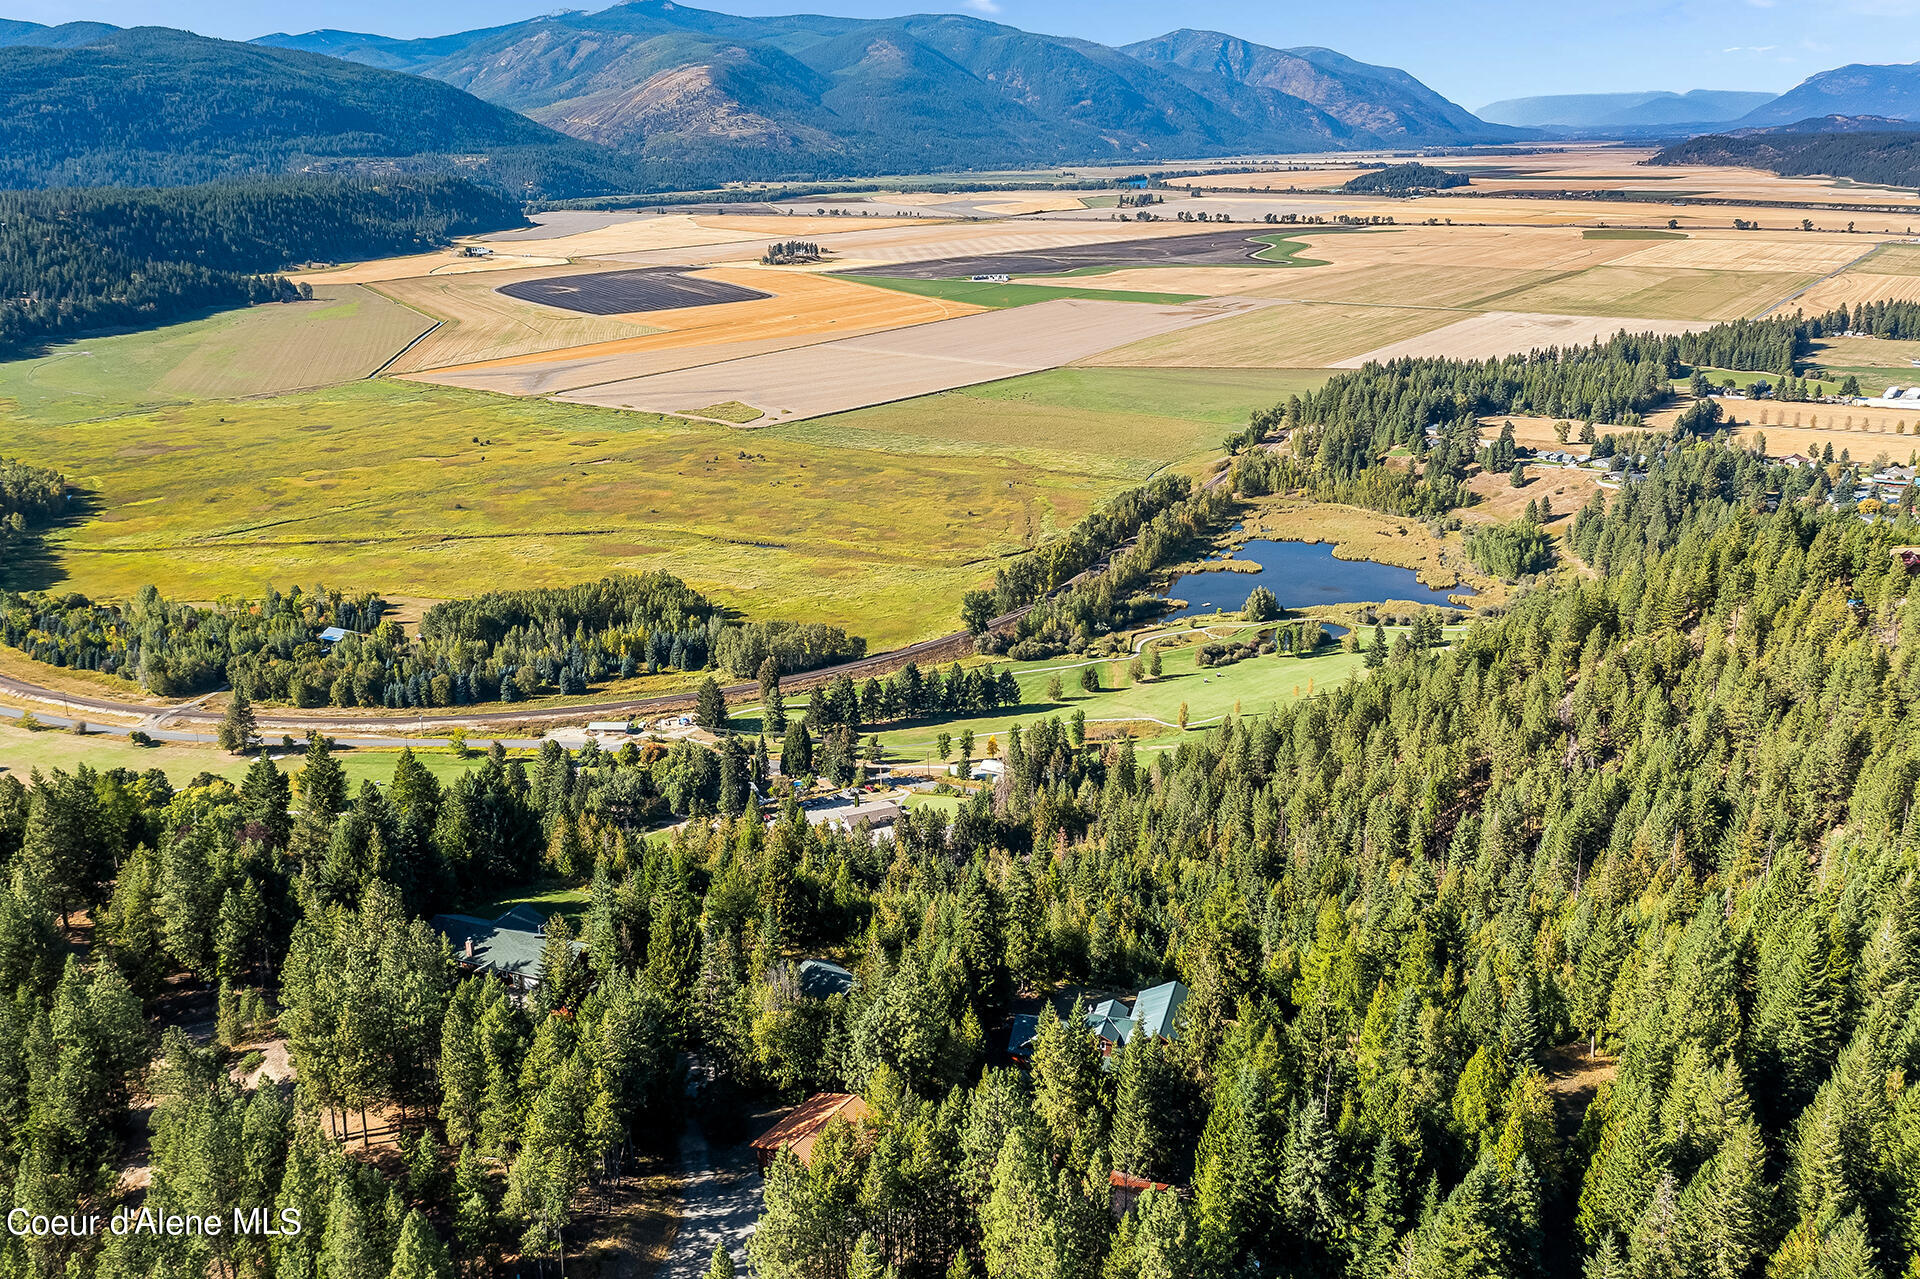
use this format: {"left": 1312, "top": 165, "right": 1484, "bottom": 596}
{"left": 1228, "top": 302, "right": 1920, "bottom": 520}
{"left": 1464, "top": 515, "right": 1556, "bottom": 579}
{"left": 0, "top": 457, "right": 67, "bottom": 561}
{"left": 1652, "top": 128, "right": 1920, "bottom": 190}
{"left": 0, "top": 175, "right": 526, "bottom": 354}
{"left": 760, "top": 241, "right": 823, "bottom": 265}
{"left": 0, "top": 573, "right": 864, "bottom": 706}
{"left": 966, "top": 475, "right": 1237, "bottom": 659}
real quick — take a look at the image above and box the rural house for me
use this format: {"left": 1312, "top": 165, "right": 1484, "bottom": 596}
{"left": 751, "top": 1093, "right": 872, "bottom": 1172}
{"left": 432, "top": 905, "right": 582, "bottom": 998}
{"left": 1006, "top": 979, "right": 1191, "bottom": 1061}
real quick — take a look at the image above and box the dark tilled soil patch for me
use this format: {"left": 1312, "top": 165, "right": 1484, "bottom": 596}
{"left": 498, "top": 268, "right": 771, "bottom": 315}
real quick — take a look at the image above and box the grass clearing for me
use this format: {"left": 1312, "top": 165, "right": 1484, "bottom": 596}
{"left": 869, "top": 636, "right": 1374, "bottom": 757}
{"left": 841, "top": 275, "right": 1205, "bottom": 308}
{"left": 0, "top": 286, "right": 430, "bottom": 423}
{"left": 0, "top": 720, "right": 496, "bottom": 789}
{"left": 688, "top": 401, "right": 765, "bottom": 424}
{"left": 0, "top": 380, "right": 1131, "bottom": 649}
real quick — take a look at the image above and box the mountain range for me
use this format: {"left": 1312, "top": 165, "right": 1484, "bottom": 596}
{"left": 0, "top": 24, "right": 653, "bottom": 195}
{"left": 1477, "top": 90, "right": 1776, "bottom": 130}
{"left": 250, "top": 2, "right": 1522, "bottom": 178}
{"left": 8, "top": 2, "right": 1920, "bottom": 199}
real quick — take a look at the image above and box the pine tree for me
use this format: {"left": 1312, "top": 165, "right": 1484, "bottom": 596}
{"left": 759, "top": 657, "right": 787, "bottom": 733}
{"left": 706, "top": 1243, "right": 738, "bottom": 1279}
{"left": 218, "top": 687, "right": 259, "bottom": 754}
{"left": 388, "top": 1209, "right": 454, "bottom": 1279}
{"left": 696, "top": 677, "right": 730, "bottom": 734}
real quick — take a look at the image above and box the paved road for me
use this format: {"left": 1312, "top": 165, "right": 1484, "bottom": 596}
{"left": 663, "top": 1117, "right": 763, "bottom": 1279}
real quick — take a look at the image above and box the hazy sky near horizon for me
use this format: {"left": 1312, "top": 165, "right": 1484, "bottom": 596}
{"left": 12, "top": 0, "right": 1920, "bottom": 105}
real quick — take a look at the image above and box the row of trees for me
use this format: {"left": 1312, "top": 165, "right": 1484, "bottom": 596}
{"left": 0, "top": 573, "right": 866, "bottom": 707}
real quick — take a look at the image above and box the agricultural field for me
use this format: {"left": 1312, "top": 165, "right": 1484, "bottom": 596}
{"left": 404, "top": 269, "right": 976, "bottom": 394}
{"left": 1090, "top": 301, "right": 1468, "bottom": 368}
{"left": 0, "top": 379, "right": 1129, "bottom": 648}
{"left": 1337, "top": 309, "right": 1704, "bottom": 365}
{"left": 1484, "top": 265, "right": 1817, "bottom": 320}
{"left": 373, "top": 267, "right": 667, "bottom": 372}
{"left": 786, "top": 367, "right": 1325, "bottom": 480}
{"left": 842, "top": 275, "right": 1206, "bottom": 307}
{"left": 547, "top": 297, "right": 1263, "bottom": 422}
{"left": 0, "top": 285, "right": 432, "bottom": 422}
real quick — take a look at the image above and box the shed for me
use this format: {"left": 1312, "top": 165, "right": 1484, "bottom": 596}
{"left": 317, "top": 627, "right": 354, "bottom": 644}
{"left": 751, "top": 1093, "right": 872, "bottom": 1172}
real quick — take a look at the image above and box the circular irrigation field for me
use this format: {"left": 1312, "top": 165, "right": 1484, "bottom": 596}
{"left": 497, "top": 268, "right": 771, "bottom": 315}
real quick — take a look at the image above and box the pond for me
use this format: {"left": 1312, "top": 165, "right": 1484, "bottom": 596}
{"left": 1159, "top": 539, "right": 1474, "bottom": 621}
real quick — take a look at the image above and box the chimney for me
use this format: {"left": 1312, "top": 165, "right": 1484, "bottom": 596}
{"left": 464, "top": 936, "right": 475, "bottom": 960}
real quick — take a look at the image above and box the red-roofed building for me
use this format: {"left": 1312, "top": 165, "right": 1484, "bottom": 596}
{"left": 750, "top": 1093, "right": 872, "bottom": 1172}
{"left": 1109, "top": 1170, "right": 1178, "bottom": 1218}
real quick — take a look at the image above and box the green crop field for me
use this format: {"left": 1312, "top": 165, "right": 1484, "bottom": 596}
{"left": 782, "top": 367, "right": 1308, "bottom": 481}
{"left": 0, "top": 378, "right": 1142, "bottom": 648}
{"left": 1583, "top": 228, "right": 1690, "bottom": 241}
{"left": 839, "top": 275, "right": 1205, "bottom": 308}
{"left": 0, "top": 285, "right": 431, "bottom": 424}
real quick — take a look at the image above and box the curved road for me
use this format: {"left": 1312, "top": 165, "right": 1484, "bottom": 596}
{"left": 0, "top": 606, "right": 1033, "bottom": 737}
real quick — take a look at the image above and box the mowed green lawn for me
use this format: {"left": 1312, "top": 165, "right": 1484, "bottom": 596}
{"left": 0, "top": 285, "right": 430, "bottom": 424}
{"left": 732, "top": 626, "right": 1375, "bottom": 754}
{"left": 0, "top": 720, "right": 497, "bottom": 789}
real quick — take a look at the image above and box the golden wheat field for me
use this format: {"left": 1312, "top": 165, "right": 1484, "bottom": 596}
{"left": 1086, "top": 301, "right": 1469, "bottom": 368}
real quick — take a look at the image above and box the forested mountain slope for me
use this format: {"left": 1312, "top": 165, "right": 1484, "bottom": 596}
{"left": 0, "top": 176, "right": 526, "bottom": 354}
{"left": 0, "top": 24, "right": 649, "bottom": 196}
{"left": 1651, "top": 128, "right": 1920, "bottom": 191}
{"left": 257, "top": 0, "right": 1518, "bottom": 179}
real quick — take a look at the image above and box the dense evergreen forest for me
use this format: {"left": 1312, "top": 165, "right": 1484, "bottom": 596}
{"left": 2, "top": 437, "right": 1919, "bottom": 1277}
{"left": 1652, "top": 129, "right": 1920, "bottom": 190}
{"left": 0, "top": 574, "right": 866, "bottom": 706}
{"left": 0, "top": 176, "right": 526, "bottom": 355}
{"left": 1340, "top": 163, "right": 1471, "bottom": 194}
{"left": 1225, "top": 301, "right": 1920, "bottom": 521}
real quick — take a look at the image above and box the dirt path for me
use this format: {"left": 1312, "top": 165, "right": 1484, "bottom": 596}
{"left": 661, "top": 1117, "right": 764, "bottom": 1279}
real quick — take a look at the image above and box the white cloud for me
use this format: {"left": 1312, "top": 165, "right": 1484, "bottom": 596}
{"left": 963, "top": 0, "right": 1002, "bottom": 12}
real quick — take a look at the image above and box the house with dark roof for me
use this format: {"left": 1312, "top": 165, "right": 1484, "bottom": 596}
{"left": 432, "top": 907, "right": 583, "bottom": 997}
{"left": 1005, "top": 979, "right": 1191, "bottom": 1062}
{"left": 796, "top": 958, "right": 854, "bottom": 1000}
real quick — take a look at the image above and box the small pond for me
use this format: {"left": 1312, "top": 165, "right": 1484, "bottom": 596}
{"left": 1159, "top": 539, "right": 1474, "bottom": 621}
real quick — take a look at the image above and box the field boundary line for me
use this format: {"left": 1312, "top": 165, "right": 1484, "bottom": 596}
{"left": 1757, "top": 243, "right": 1889, "bottom": 318}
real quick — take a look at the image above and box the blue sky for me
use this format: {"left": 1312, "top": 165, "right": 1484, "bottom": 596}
{"left": 13, "top": 0, "right": 1920, "bottom": 105}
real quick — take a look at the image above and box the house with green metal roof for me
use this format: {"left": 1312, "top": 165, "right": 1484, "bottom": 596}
{"left": 432, "top": 908, "right": 582, "bottom": 998}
